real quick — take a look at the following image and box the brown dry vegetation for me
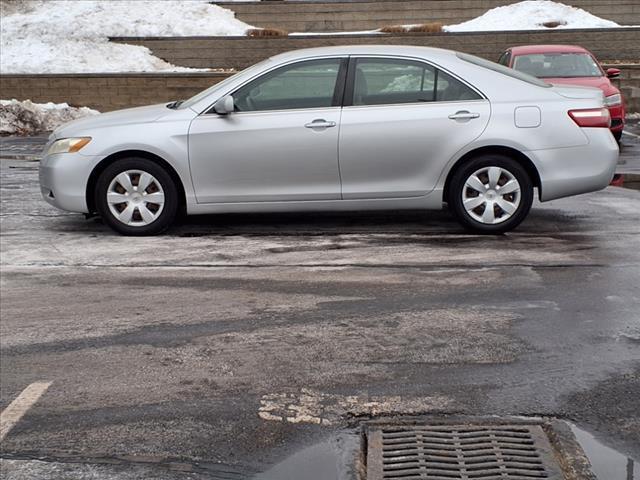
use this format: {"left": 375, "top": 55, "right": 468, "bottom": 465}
{"left": 408, "top": 22, "right": 444, "bottom": 33}
{"left": 379, "top": 24, "right": 408, "bottom": 33}
{"left": 541, "top": 20, "right": 568, "bottom": 28}
{"left": 246, "top": 27, "right": 289, "bottom": 37}
{"left": 380, "top": 22, "right": 443, "bottom": 33}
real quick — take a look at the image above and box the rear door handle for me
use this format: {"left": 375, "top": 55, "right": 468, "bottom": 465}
{"left": 305, "top": 119, "right": 336, "bottom": 129}
{"left": 448, "top": 111, "right": 480, "bottom": 121}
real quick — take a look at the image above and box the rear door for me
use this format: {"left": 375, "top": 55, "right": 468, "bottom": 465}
{"left": 338, "top": 56, "right": 490, "bottom": 199}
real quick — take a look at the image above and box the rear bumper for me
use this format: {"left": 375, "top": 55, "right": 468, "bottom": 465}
{"left": 39, "top": 152, "right": 101, "bottom": 213}
{"left": 530, "top": 128, "right": 619, "bottom": 202}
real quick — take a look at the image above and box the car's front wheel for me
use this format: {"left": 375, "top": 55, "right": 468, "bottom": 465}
{"left": 95, "top": 158, "right": 178, "bottom": 236}
{"left": 448, "top": 155, "right": 533, "bottom": 234}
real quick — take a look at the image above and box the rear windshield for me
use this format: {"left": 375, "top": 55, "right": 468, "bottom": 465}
{"left": 457, "top": 52, "right": 551, "bottom": 88}
{"left": 512, "top": 53, "right": 603, "bottom": 78}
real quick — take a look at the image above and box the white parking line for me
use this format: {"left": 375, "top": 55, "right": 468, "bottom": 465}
{"left": 622, "top": 130, "right": 640, "bottom": 139}
{"left": 0, "top": 381, "right": 51, "bottom": 441}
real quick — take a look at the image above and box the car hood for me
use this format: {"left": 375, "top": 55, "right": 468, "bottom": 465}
{"left": 53, "top": 103, "right": 173, "bottom": 138}
{"left": 545, "top": 76, "right": 618, "bottom": 96}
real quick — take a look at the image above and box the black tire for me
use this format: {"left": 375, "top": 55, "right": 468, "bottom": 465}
{"left": 448, "top": 154, "right": 533, "bottom": 234}
{"left": 95, "top": 157, "right": 178, "bottom": 236}
{"left": 613, "top": 130, "right": 622, "bottom": 142}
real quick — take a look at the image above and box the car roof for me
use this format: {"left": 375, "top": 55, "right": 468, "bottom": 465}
{"left": 267, "top": 45, "right": 458, "bottom": 62}
{"left": 509, "top": 45, "right": 591, "bottom": 55}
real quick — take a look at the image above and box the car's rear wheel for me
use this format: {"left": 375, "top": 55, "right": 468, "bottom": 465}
{"left": 448, "top": 155, "right": 533, "bottom": 234}
{"left": 95, "top": 158, "right": 178, "bottom": 236}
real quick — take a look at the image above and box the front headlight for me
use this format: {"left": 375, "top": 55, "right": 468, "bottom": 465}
{"left": 47, "top": 137, "right": 91, "bottom": 155}
{"left": 604, "top": 94, "right": 622, "bottom": 107}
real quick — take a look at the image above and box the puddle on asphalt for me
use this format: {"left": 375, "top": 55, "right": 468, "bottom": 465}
{"left": 571, "top": 423, "right": 639, "bottom": 480}
{"left": 252, "top": 433, "right": 360, "bottom": 480}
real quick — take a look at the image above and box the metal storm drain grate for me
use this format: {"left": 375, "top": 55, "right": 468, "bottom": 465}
{"left": 366, "top": 424, "right": 564, "bottom": 480}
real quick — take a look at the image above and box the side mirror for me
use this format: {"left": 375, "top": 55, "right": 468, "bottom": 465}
{"left": 606, "top": 68, "right": 620, "bottom": 79}
{"left": 213, "top": 95, "right": 234, "bottom": 115}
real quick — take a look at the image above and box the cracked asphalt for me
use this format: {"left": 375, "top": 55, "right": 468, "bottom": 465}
{"left": 0, "top": 139, "right": 639, "bottom": 479}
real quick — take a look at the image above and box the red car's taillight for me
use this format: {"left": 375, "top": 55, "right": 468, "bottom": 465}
{"left": 568, "top": 108, "right": 611, "bottom": 128}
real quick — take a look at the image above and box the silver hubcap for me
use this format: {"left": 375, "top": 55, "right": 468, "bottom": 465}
{"left": 462, "top": 166, "right": 521, "bottom": 225}
{"left": 107, "top": 170, "right": 165, "bottom": 226}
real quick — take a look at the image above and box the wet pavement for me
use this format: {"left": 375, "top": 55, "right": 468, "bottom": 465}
{"left": 0, "top": 134, "right": 48, "bottom": 160}
{"left": 618, "top": 121, "right": 640, "bottom": 175}
{"left": 571, "top": 424, "right": 639, "bottom": 480}
{"left": 1, "top": 135, "right": 639, "bottom": 479}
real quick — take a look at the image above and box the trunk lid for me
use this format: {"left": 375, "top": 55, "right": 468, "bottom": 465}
{"left": 550, "top": 84, "right": 604, "bottom": 103}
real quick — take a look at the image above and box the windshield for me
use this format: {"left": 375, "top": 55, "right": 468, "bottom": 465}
{"left": 457, "top": 52, "right": 550, "bottom": 88}
{"left": 512, "top": 53, "right": 603, "bottom": 78}
{"left": 179, "top": 59, "right": 271, "bottom": 110}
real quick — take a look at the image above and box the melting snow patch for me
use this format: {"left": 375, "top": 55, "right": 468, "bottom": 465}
{"left": 0, "top": 99, "right": 99, "bottom": 135}
{"left": 0, "top": 0, "right": 252, "bottom": 73}
{"left": 259, "top": 389, "right": 453, "bottom": 425}
{"left": 444, "top": 0, "right": 620, "bottom": 32}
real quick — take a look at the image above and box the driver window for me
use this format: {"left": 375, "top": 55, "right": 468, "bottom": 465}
{"left": 233, "top": 59, "right": 342, "bottom": 112}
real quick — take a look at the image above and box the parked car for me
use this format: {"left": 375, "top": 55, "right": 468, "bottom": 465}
{"left": 498, "top": 45, "right": 625, "bottom": 141}
{"left": 40, "top": 46, "right": 618, "bottom": 236}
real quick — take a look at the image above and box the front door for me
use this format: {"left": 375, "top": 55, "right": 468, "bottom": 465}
{"left": 188, "top": 58, "right": 346, "bottom": 203}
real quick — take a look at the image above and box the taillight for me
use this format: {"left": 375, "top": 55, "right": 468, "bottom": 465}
{"left": 568, "top": 108, "right": 611, "bottom": 128}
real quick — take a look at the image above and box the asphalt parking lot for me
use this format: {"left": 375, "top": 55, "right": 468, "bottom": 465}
{"left": 1, "top": 133, "right": 639, "bottom": 479}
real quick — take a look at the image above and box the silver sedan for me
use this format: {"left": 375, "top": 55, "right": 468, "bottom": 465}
{"left": 40, "top": 46, "right": 619, "bottom": 235}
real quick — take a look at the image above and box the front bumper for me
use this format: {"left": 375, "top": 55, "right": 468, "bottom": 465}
{"left": 39, "top": 152, "right": 102, "bottom": 213}
{"left": 531, "top": 127, "right": 619, "bottom": 202}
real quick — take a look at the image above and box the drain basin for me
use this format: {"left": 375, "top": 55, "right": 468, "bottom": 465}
{"left": 366, "top": 423, "right": 564, "bottom": 480}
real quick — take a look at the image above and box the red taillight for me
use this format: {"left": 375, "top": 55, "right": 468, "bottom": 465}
{"left": 568, "top": 108, "right": 611, "bottom": 128}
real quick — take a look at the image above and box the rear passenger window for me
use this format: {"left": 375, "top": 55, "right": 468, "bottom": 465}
{"left": 352, "top": 59, "right": 436, "bottom": 106}
{"left": 352, "top": 58, "right": 482, "bottom": 106}
{"left": 436, "top": 70, "right": 483, "bottom": 101}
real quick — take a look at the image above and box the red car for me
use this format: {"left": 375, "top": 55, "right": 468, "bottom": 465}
{"left": 499, "top": 45, "right": 625, "bottom": 141}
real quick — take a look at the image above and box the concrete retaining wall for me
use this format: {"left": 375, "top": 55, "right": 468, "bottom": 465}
{"left": 612, "top": 65, "right": 640, "bottom": 113}
{"left": 0, "top": 73, "right": 229, "bottom": 113}
{"left": 1, "top": 65, "right": 637, "bottom": 113}
{"left": 216, "top": 0, "right": 640, "bottom": 32}
{"left": 112, "top": 28, "right": 640, "bottom": 71}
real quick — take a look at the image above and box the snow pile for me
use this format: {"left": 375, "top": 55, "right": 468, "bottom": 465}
{"left": 0, "top": 0, "right": 252, "bottom": 73}
{"left": 0, "top": 99, "right": 100, "bottom": 135}
{"left": 445, "top": 1, "right": 620, "bottom": 32}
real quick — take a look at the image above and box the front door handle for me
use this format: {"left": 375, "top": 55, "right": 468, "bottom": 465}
{"left": 305, "top": 119, "right": 336, "bottom": 129}
{"left": 448, "top": 111, "right": 480, "bottom": 121}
